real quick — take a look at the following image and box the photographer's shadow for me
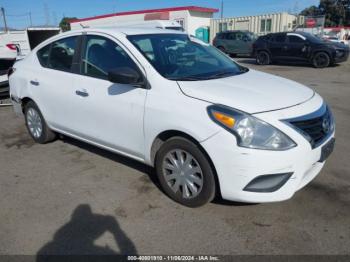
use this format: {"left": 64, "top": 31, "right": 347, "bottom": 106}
{"left": 37, "top": 204, "right": 137, "bottom": 259}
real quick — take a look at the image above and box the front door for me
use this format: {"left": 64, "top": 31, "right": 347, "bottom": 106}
{"left": 70, "top": 34, "right": 147, "bottom": 159}
{"left": 286, "top": 34, "right": 310, "bottom": 61}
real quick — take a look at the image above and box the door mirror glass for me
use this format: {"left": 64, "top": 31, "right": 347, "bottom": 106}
{"left": 108, "top": 67, "right": 143, "bottom": 85}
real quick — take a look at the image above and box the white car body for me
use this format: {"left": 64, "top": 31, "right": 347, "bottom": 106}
{"left": 9, "top": 27, "right": 335, "bottom": 203}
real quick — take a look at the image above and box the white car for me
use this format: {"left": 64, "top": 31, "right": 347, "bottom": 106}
{"left": 9, "top": 28, "right": 335, "bottom": 207}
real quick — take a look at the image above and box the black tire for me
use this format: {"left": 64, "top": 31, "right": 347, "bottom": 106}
{"left": 155, "top": 137, "right": 216, "bottom": 207}
{"left": 24, "top": 101, "right": 56, "bottom": 144}
{"left": 256, "top": 50, "right": 271, "bottom": 65}
{"left": 312, "top": 52, "right": 330, "bottom": 68}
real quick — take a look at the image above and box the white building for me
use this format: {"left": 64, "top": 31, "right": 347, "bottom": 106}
{"left": 70, "top": 6, "right": 218, "bottom": 36}
{"left": 210, "top": 12, "right": 298, "bottom": 41}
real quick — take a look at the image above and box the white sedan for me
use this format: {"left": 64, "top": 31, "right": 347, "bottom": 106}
{"left": 9, "top": 27, "right": 335, "bottom": 207}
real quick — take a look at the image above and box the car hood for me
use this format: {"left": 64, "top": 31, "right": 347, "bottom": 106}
{"left": 177, "top": 69, "right": 315, "bottom": 114}
{"left": 322, "top": 41, "right": 349, "bottom": 49}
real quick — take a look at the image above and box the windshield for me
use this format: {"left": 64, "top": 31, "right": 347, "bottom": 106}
{"left": 299, "top": 32, "right": 324, "bottom": 43}
{"left": 127, "top": 34, "right": 247, "bottom": 81}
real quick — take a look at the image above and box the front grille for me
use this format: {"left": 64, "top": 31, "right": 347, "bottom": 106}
{"left": 287, "top": 104, "right": 334, "bottom": 148}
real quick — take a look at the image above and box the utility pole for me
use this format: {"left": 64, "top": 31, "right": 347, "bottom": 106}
{"left": 221, "top": 0, "right": 224, "bottom": 19}
{"left": 29, "top": 12, "right": 33, "bottom": 27}
{"left": 1, "top": 7, "right": 8, "bottom": 32}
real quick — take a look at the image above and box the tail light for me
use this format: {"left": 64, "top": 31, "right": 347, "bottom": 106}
{"left": 7, "top": 67, "right": 15, "bottom": 78}
{"left": 6, "top": 44, "right": 17, "bottom": 51}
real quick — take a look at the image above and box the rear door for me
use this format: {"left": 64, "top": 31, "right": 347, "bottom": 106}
{"left": 31, "top": 34, "right": 82, "bottom": 130}
{"left": 225, "top": 32, "right": 238, "bottom": 53}
{"left": 269, "top": 33, "right": 287, "bottom": 59}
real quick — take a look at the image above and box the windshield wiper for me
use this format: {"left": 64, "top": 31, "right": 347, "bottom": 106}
{"left": 205, "top": 71, "right": 237, "bottom": 79}
{"left": 168, "top": 76, "right": 207, "bottom": 81}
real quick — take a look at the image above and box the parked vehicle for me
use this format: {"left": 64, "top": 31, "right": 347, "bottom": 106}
{"left": 213, "top": 30, "right": 257, "bottom": 56}
{"left": 253, "top": 32, "right": 349, "bottom": 68}
{"left": 322, "top": 36, "right": 349, "bottom": 46}
{"left": 9, "top": 28, "right": 335, "bottom": 207}
{"left": 1, "top": 28, "right": 59, "bottom": 96}
{"left": 0, "top": 33, "right": 17, "bottom": 95}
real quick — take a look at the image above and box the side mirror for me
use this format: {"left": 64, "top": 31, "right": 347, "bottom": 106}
{"left": 108, "top": 67, "right": 144, "bottom": 86}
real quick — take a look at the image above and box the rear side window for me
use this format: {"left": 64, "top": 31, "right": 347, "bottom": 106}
{"left": 81, "top": 35, "right": 140, "bottom": 80}
{"left": 37, "top": 44, "right": 51, "bottom": 67}
{"left": 227, "top": 33, "right": 236, "bottom": 40}
{"left": 274, "top": 34, "right": 286, "bottom": 43}
{"left": 49, "top": 36, "right": 78, "bottom": 71}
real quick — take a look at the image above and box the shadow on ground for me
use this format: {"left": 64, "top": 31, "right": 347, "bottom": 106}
{"left": 36, "top": 204, "right": 137, "bottom": 260}
{"left": 60, "top": 135, "right": 161, "bottom": 191}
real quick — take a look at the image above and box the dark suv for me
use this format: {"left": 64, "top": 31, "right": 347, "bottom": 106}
{"left": 253, "top": 32, "right": 349, "bottom": 68}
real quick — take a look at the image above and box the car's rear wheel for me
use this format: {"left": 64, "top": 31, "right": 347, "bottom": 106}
{"left": 312, "top": 52, "right": 330, "bottom": 68}
{"left": 24, "top": 101, "right": 56, "bottom": 144}
{"left": 155, "top": 137, "right": 216, "bottom": 207}
{"left": 256, "top": 51, "right": 271, "bottom": 65}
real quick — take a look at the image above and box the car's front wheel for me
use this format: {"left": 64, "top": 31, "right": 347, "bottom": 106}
{"left": 24, "top": 101, "right": 56, "bottom": 144}
{"left": 155, "top": 137, "right": 216, "bottom": 207}
{"left": 312, "top": 52, "right": 330, "bottom": 68}
{"left": 256, "top": 50, "right": 271, "bottom": 65}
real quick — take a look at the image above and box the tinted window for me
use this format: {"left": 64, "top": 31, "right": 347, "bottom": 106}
{"left": 37, "top": 44, "right": 51, "bottom": 67}
{"left": 274, "top": 34, "right": 286, "bottom": 43}
{"left": 49, "top": 36, "right": 78, "bottom": 71}
{"left": 82, "top": 35, "right": 139, "bottom": 80}
{"left": 128, "top": 34, "right": 246, "bottom": 81}
{"left": 288, "top": 35, "right": 305, "bottom": 43}
{"left": 227, "top": 33, "right": 236, "bottom": 40}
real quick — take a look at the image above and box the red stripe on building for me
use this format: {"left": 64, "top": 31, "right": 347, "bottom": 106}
{"left": 70, "top": 6, "right": 219, "bottom": 23}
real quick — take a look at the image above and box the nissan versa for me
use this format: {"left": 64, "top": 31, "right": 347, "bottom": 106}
{"left": 9, "top": 28, "right": 335, "bottom": 207}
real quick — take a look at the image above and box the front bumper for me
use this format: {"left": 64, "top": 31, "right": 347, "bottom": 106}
{"left": 333, "top": 49, "right": 349, "bottom": 63}
{"left": 200, "top": 94, "right": 334, "bottom": 203}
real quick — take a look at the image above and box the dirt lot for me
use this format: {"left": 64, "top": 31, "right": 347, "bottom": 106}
{"left": 0, "top": 59, "right": 349, "bottom": 256}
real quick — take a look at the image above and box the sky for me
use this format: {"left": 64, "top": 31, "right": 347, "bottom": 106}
{"left": 0, "top": 0, "right": 320, "bottom": 29}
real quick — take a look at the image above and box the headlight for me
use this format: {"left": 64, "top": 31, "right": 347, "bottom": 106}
{"left": 335, "top": 49, "right": 344, "bottom": 57}
{"left": 207, "top": 105, "right": 296, "bottom": 150}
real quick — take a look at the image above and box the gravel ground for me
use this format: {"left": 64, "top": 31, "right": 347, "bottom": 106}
{"left": 0, "top": 59, "right": 349, "bottom": 256}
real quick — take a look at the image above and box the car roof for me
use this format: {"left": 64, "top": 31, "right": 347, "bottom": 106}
{"left": 66, "top": 26, "right": 186, "bottom": 36}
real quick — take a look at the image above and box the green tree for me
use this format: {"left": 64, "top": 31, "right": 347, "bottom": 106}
{"left": 59, "top": 17, "right": 77, "bottom": 32}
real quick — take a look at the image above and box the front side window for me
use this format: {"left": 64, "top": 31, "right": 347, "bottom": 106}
{"left": 128, "top": 34, "right": 246, "bottom": 81}
{"left": 49, "top": 36, "right": 78, "bottom": 71}
{"left": 81, "top": 35, "right": 139, "bottom": 80}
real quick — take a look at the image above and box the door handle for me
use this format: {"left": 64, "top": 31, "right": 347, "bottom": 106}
{"left": 30, "top": 80, "right": 39, "bottom": 86}
{"left": 75, "top": 90, "right": 89, "bottom": 97}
